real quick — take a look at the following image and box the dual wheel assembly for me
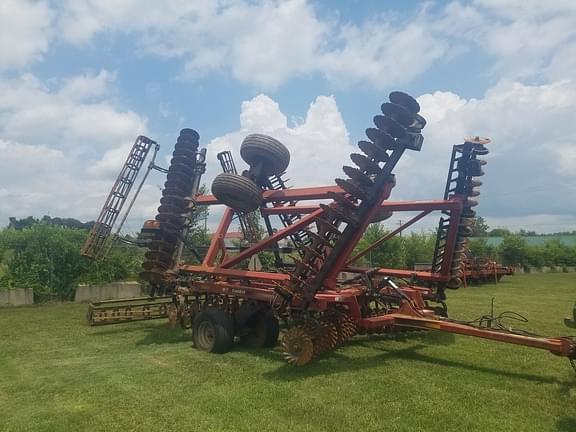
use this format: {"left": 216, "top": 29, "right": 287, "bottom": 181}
{"left": 211, "top": 134, "right": 290, "bottom": 212}
{"left": 192, "top": 307, "right": 280, "bottom": 354}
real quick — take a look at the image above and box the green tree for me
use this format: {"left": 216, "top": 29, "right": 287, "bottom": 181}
{"left": 499, "top": 234, "right": 528, "bottom": 266}
{"left": 467, "top": 237, "right": 496, "bottom": 258}
{"left": 403, "top": 232, "right": 435, "bottom": 269}
{"left": 488, "top": 228, "right": 511, "bottom": 237}
{"left": 471, "top": 216, "right": 489, "bottom": 237}
{"left": 0, "top": 223, "right": 144, "bottom": 301}
{"left": 354, "top": 223, "right": 405, "bottom": 268}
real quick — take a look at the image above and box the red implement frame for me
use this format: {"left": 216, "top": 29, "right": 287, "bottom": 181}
{"left": 192, "top": 188, "right": 462, "bottom": 284}
{"left": 181, "top": 183, "right": 575, "bottom": 363}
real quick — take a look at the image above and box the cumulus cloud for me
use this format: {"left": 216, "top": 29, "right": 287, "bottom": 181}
{"left": 0, "top": 71, "right": 153, "bottom": 229}
{"left": 200, "top": 87, "right": 576, "bottom": 234}
{"left": 204, "top": 93, "right": 352, "bottom": 188}
{"left": 3, "top": 1, "right": 575, "bottom": 90}
{"left": 397, "top": 79, "right": 576, "bottom": 232}
{"left": 49, "top": 0, "right": 464, "bottom": 89}
{"left": 59, "top": 0, "right": 330, "bottom": 88}
{"left": 1, "top": 0, "right": 575, "bottom": 235}
{"left": 320, "top": 16, "right": 447, "bottom": 88}
{"left": 0, "top": 71, "right": 146, "bottom": 157}
{"left": 52, "top": 0, "right": 576, "bottom": 89}
{"left": 0, "top": 0, "right": 54, "bottom": 70}
{"left": 444, "top": 0, "right": 576, "bottom": 81}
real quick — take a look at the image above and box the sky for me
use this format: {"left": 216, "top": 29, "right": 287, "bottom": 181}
{"left": 0, "top": 0, "right": 575, "bottom": 235}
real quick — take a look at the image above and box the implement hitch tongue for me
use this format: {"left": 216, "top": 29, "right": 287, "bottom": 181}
{"left": 565, "top": 303, "right": 576, "bottom": 329}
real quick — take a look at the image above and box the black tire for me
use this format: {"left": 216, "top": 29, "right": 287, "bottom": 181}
{"left": 239, "top": 310, "right": 280, "bottom": 348}
{"left": 192, "top": 308, "right": 235, "bottom": 354}
{"left": 211, "top": 173, "right": 262, "bottom": 212}
{"left": 240, "top": 134, "right": 290, "bottom": 176}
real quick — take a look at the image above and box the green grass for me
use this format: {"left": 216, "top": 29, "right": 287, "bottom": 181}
{"left": 1, "top": 273, "right": 575, "bottom": 432}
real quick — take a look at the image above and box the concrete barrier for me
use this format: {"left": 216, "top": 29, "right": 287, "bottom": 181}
{"left": 75, "top": 282, "right": 144, "bottom": 303}
{"left": 0, "top": 288, "right": 34, "bottom": 306}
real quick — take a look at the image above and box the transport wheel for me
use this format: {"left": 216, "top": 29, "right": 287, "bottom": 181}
{"left": 192, "top": 308, "right": 235, "bottom": 354}
{"left": 240, "top": 310, "right": 280, "bottom": 348}
{"left": 240, "top": 134, "right": 290, "bottom": 176}
{"left": 211, "top": 173, "right": 262, "bottom": 212}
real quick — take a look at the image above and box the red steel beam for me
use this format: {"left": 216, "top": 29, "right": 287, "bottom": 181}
{"left": 439, "top": 202, "right": 462, "bottom": 276}
{"left": 393, "top": 315, "right": 575, "bottom": 356}
{"left": 195, "top": 185, "right": 344, "bottom": 205}
{"left": 260, "top": 199, "right": 462, "bottom": 216}
{"left": 347, "top": 210, "right": 432, "bottom": 265}
{"left": 322, "top": 182, "right": 395, "bottom": 289}
{"left": 220, "top": 208, "right": 325, "bottom": 268}
{"left": 202, "top": 207, "right": 234, "bottom": 267}
{"left": 344, "top": 266, "right": 451, "bottom": 281}
{"left": 179, "top": 265, "right": 291, "bottom": 282}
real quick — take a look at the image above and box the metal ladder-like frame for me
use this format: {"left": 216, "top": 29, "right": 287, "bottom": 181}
{"left": 81, "top": 136, "right": 159, "bottom": 259}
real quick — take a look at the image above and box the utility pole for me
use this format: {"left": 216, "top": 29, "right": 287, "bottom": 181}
{"left": 398, "top": 219, "right": 404, "bottom": 237}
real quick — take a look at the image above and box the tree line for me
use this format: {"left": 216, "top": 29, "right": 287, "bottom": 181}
{"left": 0, "top": 219, "right": 144, "bottom": 301}
{"left": 1, "top": 215, "right": 575, "bottom": 301}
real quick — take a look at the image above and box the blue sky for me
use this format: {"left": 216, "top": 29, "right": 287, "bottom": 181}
{"left": 1, "top": 0, "right": 575, "bottom": 234}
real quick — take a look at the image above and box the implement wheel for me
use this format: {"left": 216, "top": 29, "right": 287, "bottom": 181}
{"left": 240, "top": 310, "right": 280, "bottom": 348}
{"left": 240, "top": 134, "right": 290, "bottom": 176}
{"left": 192, "top": 308, "right": 234, "bottom": 354}
{"left": 211, "top": 173, "right": 262, "bottom": 212}
{"left": 282, "top": 326, "right": 314, "bottom": 366}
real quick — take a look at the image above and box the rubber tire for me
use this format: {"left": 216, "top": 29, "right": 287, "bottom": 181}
{"left": 211, "top": 173, "right": 262, "bottom": 212}
{"left": 240, "top": 134, "right": 290, "bottom": 176}
{"left": 192, "top": 308, "right": 235, "bottom": 354}
{"left": 239, "top": 310, "right": 280, "bottom": 348}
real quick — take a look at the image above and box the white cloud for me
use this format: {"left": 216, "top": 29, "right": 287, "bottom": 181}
{"left": 59, "top": 0, "right": 330, "bottom": 88}
{"left": 0, "top": 71, "right": 146, "bottom": 156}
{"left": 0, "top": 0, "right": 54, "bottom": 70}
{"left": 1, "top": 0, "right": 575, "bottom": 236}
{"left": 205, "top": 93, "right": 352, "bottom": 189}
{"left": 320, "top": 17, "right": 447, "bottom": 89}
{"left": 467, "top": 0, "right": 576, "bottom": 80}
{"left": 0, "top": 71, "right": 153, "bottom": 229}
{"left": 239, "top": 95, "right": 287, "bottom": 132}
{"left": 51, "top": 0, "right": 576, "bottom": 89}
{"left": 2, "top": 0, "right": 575, "bottom": 90}
{"left": 57, "top": 69, "right": 116, "bottom": 101}
{"left": 198, "top": 83, "right": 576, "bottom": 232}
{"left": 396, "top": 79, "right": 576, "bottom": 229}
{"left": 50, "top": 0, "right": 460, "bottom": 89}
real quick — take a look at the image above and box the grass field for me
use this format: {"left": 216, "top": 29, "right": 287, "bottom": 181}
{"left": 1, "top": 273, "right": 575, "bottom": 432}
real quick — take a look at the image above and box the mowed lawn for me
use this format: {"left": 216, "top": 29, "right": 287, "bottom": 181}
{"left": 1, "top": 273, "right": 575, "bottom": 432}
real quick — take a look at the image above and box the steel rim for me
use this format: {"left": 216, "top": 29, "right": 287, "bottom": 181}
{"left": 196, "top": 321, "right": 216, "bottom": 351}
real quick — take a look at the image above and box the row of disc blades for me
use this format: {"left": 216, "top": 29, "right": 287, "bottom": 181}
{"left": 281, "top": 311, "right": 358, "bottom": 365}
{"left": 282, "top": 92, "right": 426, "bottom": 365}
{"left": 140, "top": 128, "right": 200, "bottom": 284}
{"left": 288, "top": 92, "right": 426, "bottom": 300}
{"left": 436, "top": 141, "right": 489, "bottom": 289}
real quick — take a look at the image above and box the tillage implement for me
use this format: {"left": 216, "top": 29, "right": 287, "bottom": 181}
{"left": 82, "top": 91, "right": 576, "bottom": 370}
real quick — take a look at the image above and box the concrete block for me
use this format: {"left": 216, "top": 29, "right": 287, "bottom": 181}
{"left": 0, "top": 288, "right": 34, "bottom": 306}
{"left": 75, "top": 281, "right": 143, "bottom": 302}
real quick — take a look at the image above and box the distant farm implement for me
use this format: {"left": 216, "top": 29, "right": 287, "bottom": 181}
{"left": 81, "top": 91, "right": 576, "bottom": 371}
{"left": 414, "top": 253, "right": 514, "bottom": 287}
